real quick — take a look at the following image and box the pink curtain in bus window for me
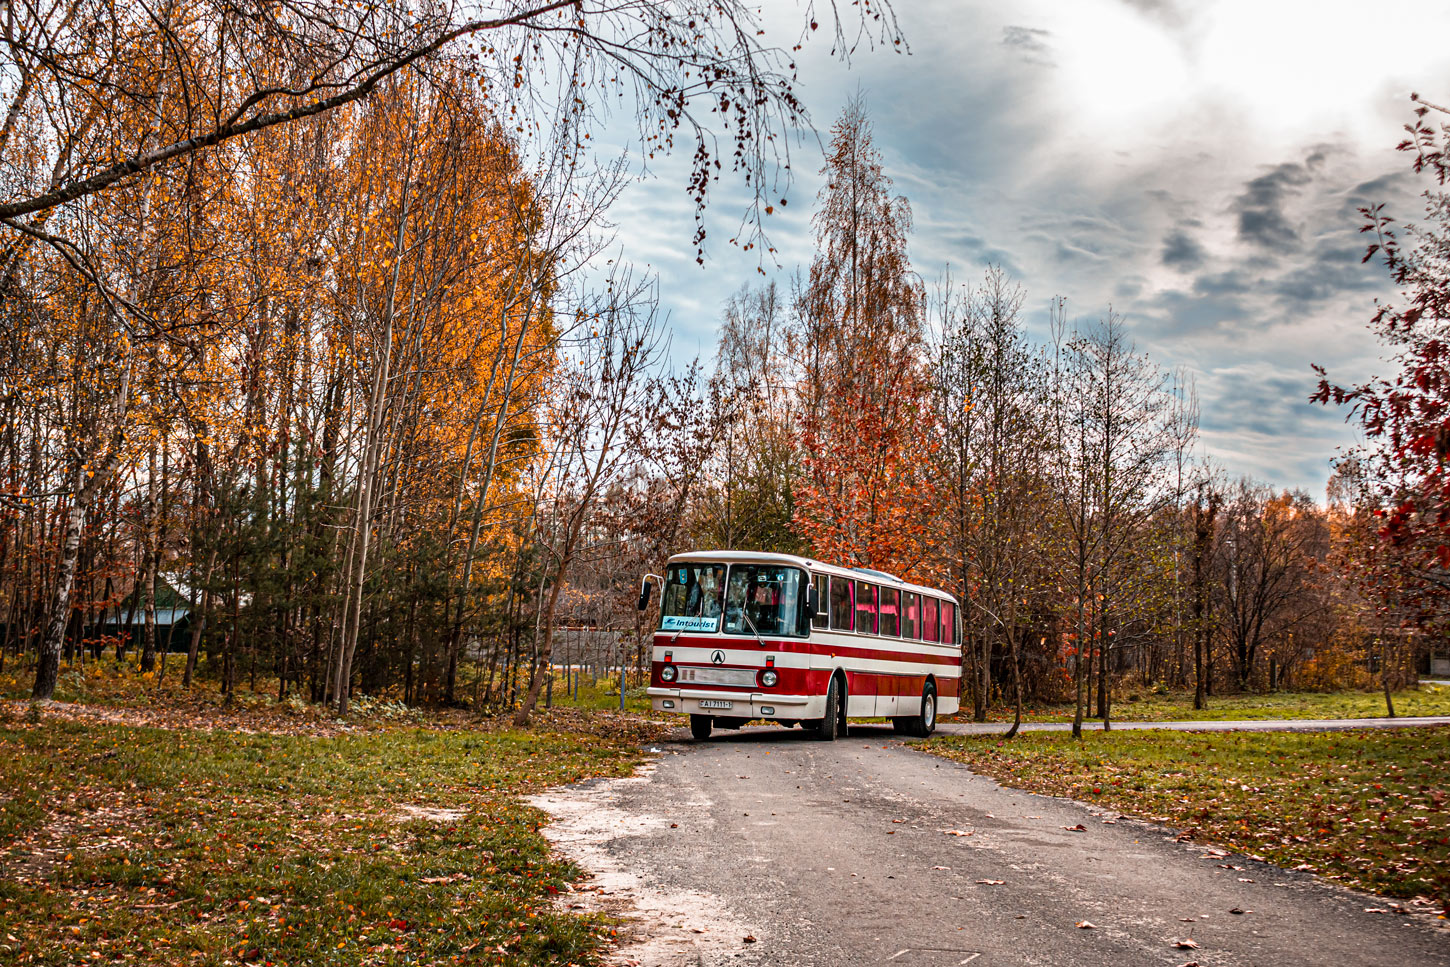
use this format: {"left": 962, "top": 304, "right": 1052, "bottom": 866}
{"left": 854, "top": 582, "right": 878, "bottom": 635}
{"left": 940, "top": 602, "right": 956, "bottom": 644}
{"left": 904, "top": 592, "right": 919, "bottom": 639}
{"left": 922, "top": 597, "right": 939, "bottom": 642}
{"left": 879, "top": 587, "right": 900, "bottom": 636}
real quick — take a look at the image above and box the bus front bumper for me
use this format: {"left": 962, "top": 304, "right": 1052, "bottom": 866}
{"left": 646, "top": 687, "right": 823, "bottom": 719}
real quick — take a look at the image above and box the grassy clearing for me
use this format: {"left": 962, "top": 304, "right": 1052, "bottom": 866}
{"left": 0, "top": 712, "right": 643, "bottom": 966}
{"left": 924, "top": 727, "right": 1450, "bottom": 912}
{"left": 546, "top": 674, "right": 651, "bottom": 715}
{"left": 962, "top": 684, "right": 1450, "bottom": 723}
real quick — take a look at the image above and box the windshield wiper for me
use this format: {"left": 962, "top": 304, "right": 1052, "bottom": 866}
{"left": 739, "top": 609, "right": 765, "bottom": 645}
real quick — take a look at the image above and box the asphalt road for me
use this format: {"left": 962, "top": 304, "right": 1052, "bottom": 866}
{"left": 538, "top": 722, "right": 1450, "bottom": 967}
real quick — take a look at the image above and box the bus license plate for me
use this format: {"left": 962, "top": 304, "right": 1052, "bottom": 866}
{"left": 699, "top": 699, "right": 734, "bottom": 710}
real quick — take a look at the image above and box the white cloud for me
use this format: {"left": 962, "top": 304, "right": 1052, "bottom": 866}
{"left": 584, "top": 0, "right": 1450, "bottom": 496}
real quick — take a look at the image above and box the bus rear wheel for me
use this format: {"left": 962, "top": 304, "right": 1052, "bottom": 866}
{"left": 897, "top": 681, "right": 937, "bottom": 738}
{"left": 690, "top": 714, "right": 713, "bottom": 741}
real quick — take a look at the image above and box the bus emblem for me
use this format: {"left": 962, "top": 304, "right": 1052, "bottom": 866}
{"left": 710, "top": 650, "right": 725, "bottom": 665}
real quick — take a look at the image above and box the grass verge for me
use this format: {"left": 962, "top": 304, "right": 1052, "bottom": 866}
{"left": 0, "top": 713, "right": 642, "bottom": 966}
{"left": 924, "top": 727, "right": 1450, "bottom": 914}
{"left": 963, "top": 684, "right": 1450, "bottom": 723}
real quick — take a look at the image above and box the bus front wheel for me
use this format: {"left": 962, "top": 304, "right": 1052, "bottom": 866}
{"left": 812, "top": 677, "right": 843, "bottom": 741}
{"left": 690, "top": 714, "right": 713, "bottom": 741}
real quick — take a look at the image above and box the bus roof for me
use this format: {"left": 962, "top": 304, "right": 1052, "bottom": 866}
{"left": 665, "top": 549, "right": 959, "bottom": 605}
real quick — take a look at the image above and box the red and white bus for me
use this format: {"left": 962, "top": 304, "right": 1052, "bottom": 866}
{"left": 639, "top": 550, "right": 962, "bottom": 740}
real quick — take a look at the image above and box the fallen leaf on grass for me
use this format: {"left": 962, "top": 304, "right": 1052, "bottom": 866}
{"left": 1172, "top": 939, "right": 1201, "bottom": 950}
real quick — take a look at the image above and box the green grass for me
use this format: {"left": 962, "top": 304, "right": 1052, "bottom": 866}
{"left": 925, "top": 727, "right": 1450, "bottom": 911}
{"left": 0, "top": 714, "right": 642, "bottom": 966}
{"left": 964, "top": 684, "right": 1450, "bottom": 723}
{"left": 546, "top": 673, "right": 651, "bottom": 715}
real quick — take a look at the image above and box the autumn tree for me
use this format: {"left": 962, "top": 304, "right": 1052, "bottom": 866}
{"left": 512, "top": 272, "right": 667, "bottom": 726}
{"left": 930, "top": 266, "right": 1053, "bottom": 727}
{"left": 4, "top": 0, "right": 902, "bottom": 701}
{"left": 1315, "top": 93, "right": 1450, "bottom": 630}
{"left": 1214, "top": 484, "right": 1329, "bottom": 690}
{"left": 703, "top": 282, "right": 806, "bottom": 552}
{"left": 793, "top": 98, "right": 934, "bottom": 577}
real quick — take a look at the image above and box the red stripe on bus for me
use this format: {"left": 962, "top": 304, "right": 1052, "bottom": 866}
{"left": 654, "top": 634, "right": 961, "bottom": 668}
{"left": 652, "top": 663, "right": 962, "bottom": 698}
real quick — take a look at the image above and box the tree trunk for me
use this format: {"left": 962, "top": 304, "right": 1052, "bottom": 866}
{"left": 32, "top": 485, "right": 87, "bottom": 700}
{"left": 183, "top": 548, "right": 216, "bottom": 688}
{"left": 140, "top": 443, "right": 159, "bottom": 673}
{"left": 1003, "top": 628, "right": 1023, "bottom": 739}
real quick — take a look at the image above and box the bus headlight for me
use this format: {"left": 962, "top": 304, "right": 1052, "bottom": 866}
{"left": 760, "top": 669, "right": 778, "bottom": 687}
{"left": 660, "top": 664, "right": 677, "bottom": 683}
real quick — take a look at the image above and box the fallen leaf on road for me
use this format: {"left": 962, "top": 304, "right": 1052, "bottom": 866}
{"left": 975, "top": 879, "right": 1005, "bottom": 885}
{"left": 1172, "top": 939, "right": 1201, "bottom": 949}
{"left": 1076, "top": 921, "right": 1096, "bottom": 929}
{"left": 932, "top": 866, "right": 951, "bottom": 870}
{"left": 944, "top": 829, "right": 974, "bottom": 836}
{"left": 743, "top": 935, "right": 757, "bottom": 943}
{"left": 1062, "top": 824, "right": 1087, "bottom": 832}
{"left": 1229, "top": 908, "right": 1245, "bottom": 915}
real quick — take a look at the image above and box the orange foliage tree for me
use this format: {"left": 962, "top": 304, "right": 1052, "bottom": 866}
{"left": 792, "top": 99, "right": 936, "bottom": 579}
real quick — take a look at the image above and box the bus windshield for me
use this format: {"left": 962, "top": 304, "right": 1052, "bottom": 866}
{"left": 660, "top": 562, "right": 726, "bottom": 632}
{"left": 723, "top": 565, "right": 805, "bottom": 638}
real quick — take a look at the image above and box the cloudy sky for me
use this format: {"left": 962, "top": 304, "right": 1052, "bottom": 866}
{"left": 591, "top": 0, "right": 1450, "bottom": 497}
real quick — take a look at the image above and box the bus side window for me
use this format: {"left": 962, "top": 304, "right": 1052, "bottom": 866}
{"left": 879, "top": 587, "right": 900, "bottom": 637}
{"left": 811, "top": 574, "right": 829, "bottom": 630}
{"left": 940, "top": 601, "right": 957, "bottom": 645}
{"left": 903, "top": 592, "right": 919, "bottom": 639}
{"left": 830, "top": 577, "right": 854, "bottom": 632}
{"left": 854, "top": 582, "right": 878, "bottom": 636}
{"left": 922, "top": 597, "right": 940, "bottom": 643}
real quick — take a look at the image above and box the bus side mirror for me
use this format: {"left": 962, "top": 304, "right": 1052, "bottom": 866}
{"left": 805, "top": 583, "right": 821, "bottom": 618}
{"left": 637, "top": 573, "right": 662, "bottom": 612}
